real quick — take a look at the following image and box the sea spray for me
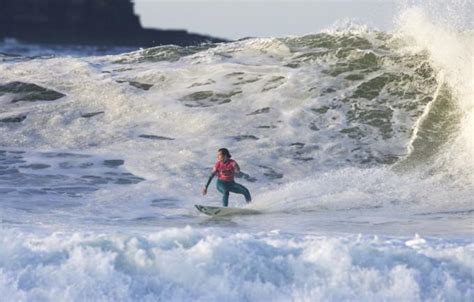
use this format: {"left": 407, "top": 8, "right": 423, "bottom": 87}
{"left": 395, "top": 3, "right": 474, "bottom": 185}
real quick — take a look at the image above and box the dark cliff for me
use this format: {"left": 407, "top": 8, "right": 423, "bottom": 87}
{"left": 0, "top": 0, "right": 227, "bottom": 47}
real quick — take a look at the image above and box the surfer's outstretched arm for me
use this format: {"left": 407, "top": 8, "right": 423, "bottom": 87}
{"left": 203, "top": 171, "right": 216, "bottom": 195}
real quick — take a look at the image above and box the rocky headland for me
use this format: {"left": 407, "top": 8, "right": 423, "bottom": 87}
{"left": 0, "top": 0, "right": 227, "bottom": 46}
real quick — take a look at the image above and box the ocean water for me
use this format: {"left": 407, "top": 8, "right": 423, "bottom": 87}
{"left": 1, "top": 3, "right": 473, "bottom": 302}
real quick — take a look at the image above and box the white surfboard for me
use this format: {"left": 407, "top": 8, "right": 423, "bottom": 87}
{"left": 195, "top": 204, "right": 261, "bottom": 217}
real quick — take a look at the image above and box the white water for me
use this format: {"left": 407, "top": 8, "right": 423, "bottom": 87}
{"left": 1, "top": 228, "right": 472, "bottom": 302}
{"left": 0, "top": 3, "right": 473, "bottom": 301}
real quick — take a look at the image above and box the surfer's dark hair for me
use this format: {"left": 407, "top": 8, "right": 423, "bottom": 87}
{"left": 218, "top": 148, "right": 231, "bottom": 158}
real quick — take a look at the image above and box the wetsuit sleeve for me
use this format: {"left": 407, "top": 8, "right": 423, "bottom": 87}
{"left": 205, "top": 163, "right": 218, "bottom": 188}
{"left": 205, "top": 171, "right": 216, "bottom": 189}
{"left": 234, "top": 161, "right": 241, "bottom": 173}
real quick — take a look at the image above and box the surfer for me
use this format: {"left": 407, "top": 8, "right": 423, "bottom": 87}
{"left": 202, "top": 148, "right": 252, "bottom": 207}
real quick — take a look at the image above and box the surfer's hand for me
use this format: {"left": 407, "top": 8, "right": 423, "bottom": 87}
{"left": 202, "top": 188, "right": 207, "bottom": 195}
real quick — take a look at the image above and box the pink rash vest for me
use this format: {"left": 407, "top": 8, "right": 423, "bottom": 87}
{"left": 213, "top": 159, "right": 237, "bottom": 182}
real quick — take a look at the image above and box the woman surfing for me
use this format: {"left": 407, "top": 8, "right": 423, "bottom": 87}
{"left": 202, "top": 148, "right": 252, "bottom": 207}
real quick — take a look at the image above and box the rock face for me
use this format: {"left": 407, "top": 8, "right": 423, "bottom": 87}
{"left": 0, "top": 0, "right": 226, "bottom": 46}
